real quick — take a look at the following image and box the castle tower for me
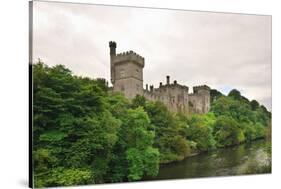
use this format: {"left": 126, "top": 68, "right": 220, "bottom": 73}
{"left": 189, "top": 85, "right": 211, "bottom": 113}
{"left": 109, "top": 41, "right": 145, "bottom": 99}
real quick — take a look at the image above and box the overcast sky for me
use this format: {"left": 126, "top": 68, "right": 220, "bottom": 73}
{"left": 33, "top": 1, "right": 272, "bottom": 110}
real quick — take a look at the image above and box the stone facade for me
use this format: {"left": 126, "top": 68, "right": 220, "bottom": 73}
{"left": 109, "top": 41, "right": 210, "bottom": 114}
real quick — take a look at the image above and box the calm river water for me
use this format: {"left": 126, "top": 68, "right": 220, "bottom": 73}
{"left": 144, "top": 139, "right": 271, "bottom": 181}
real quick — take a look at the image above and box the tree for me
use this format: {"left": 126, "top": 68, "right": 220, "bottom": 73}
{"left": 250, "top": 100, "right": 260, "bottom": 111}
{"left": 185, "top": 114, "right": 216, "bottom": 151}
{"left": 33, "top": 62, "right": 120, "bottom": 186}
{"left": 144, "top": 101, "right": 191, "bottom": 163}
{"left": 210, "top": 89, "right": 223, "bottom": 103}
{"left": 228, "top": 89, "right": 241, "bottom": 100}
{"left": 131, "top": 95, "right": 146, "bottom": 108}
{"left": 118, "top": 107, "right": 159, "bottom": 181}
{"left": 213, "top": 116, "right": 245, "bottom": 147}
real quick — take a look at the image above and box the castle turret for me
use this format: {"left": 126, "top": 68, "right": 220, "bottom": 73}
{"left": 193, "top": 85, "right": 210, "bottom": 95}
{"left": 109, "top": 41, "right": 116, "bottom": 56}
{"left": 190, "top": 85, "right": 211, "bottom": 113}
{"left": 109, "top": 41, "right": 117, "bottom": 84}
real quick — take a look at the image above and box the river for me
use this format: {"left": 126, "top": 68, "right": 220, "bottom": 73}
{"left": 144, "top": 139, "right": 271, "bottom": 181}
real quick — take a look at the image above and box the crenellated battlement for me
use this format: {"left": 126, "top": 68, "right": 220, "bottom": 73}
{"left": 113, "top": 50, "right": 145, "bottom": 67}
{"left": 109, "top": 41, "right": 117, "bottom": 48}
{"left": 144, "top": 76, "right": 189, "bottom": 94}
{"left": 193, "top": 85, "right": 210, "bottom": 93}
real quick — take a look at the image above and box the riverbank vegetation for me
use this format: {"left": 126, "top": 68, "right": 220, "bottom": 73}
{"left": 33, "top": 62, "right": 271, "bottom": 187}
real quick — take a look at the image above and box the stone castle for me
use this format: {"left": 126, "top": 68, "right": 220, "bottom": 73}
{"left": 109, "top": 41, "right": 210, "bottom": 114}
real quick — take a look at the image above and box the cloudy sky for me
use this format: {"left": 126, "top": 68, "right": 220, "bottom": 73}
{"left": 33, "top": 1, "right": 272, "bottom": 110}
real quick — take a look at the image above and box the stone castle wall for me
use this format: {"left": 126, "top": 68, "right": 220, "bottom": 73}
{"left": 143, "top": 79, "right": 189, "bottom": 113}
{"left": 109, "top": 41, "right": 210, "bottom": 114}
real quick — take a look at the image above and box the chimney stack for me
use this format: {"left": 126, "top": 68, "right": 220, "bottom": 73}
{"left": 174, "top": 80, "right": 177, "bottom": 84}
{"left": 150, "top": 85, "right": 154, "bottom": 92}
{"left": 146, "top": 84, "right": 148, "bottom": 91}
{"left": 166, "top": 75, "right": 170, "bottom": 85}
{"left": 160, "top": 82, "right": 163, "bottom": 87}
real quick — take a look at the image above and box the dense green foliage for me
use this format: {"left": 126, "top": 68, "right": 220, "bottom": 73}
{"left": 33, "top": 62, "right": 271, "bottom": 187}
{"left": 211, "top": 89, "right": 271, "bottom": 146}
{"left": 33, "top": 62, "right": 159, "bottom": 187}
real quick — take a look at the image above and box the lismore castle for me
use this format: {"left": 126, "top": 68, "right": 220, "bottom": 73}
{"left": 109, "top": 41, "right": 210, "bottom": 114}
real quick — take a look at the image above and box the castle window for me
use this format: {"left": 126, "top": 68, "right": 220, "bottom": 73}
{"left": 136, "top": 69, "right": 140, "bottom": 77}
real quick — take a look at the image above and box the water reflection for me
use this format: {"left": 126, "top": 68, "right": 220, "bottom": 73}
{"left": 144, "top": 139, "right": 271, "bottom": 181}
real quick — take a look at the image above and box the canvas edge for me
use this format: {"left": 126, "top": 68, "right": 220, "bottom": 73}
{"left": 29, "top": 0, "right": 33, "bottom": 188}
